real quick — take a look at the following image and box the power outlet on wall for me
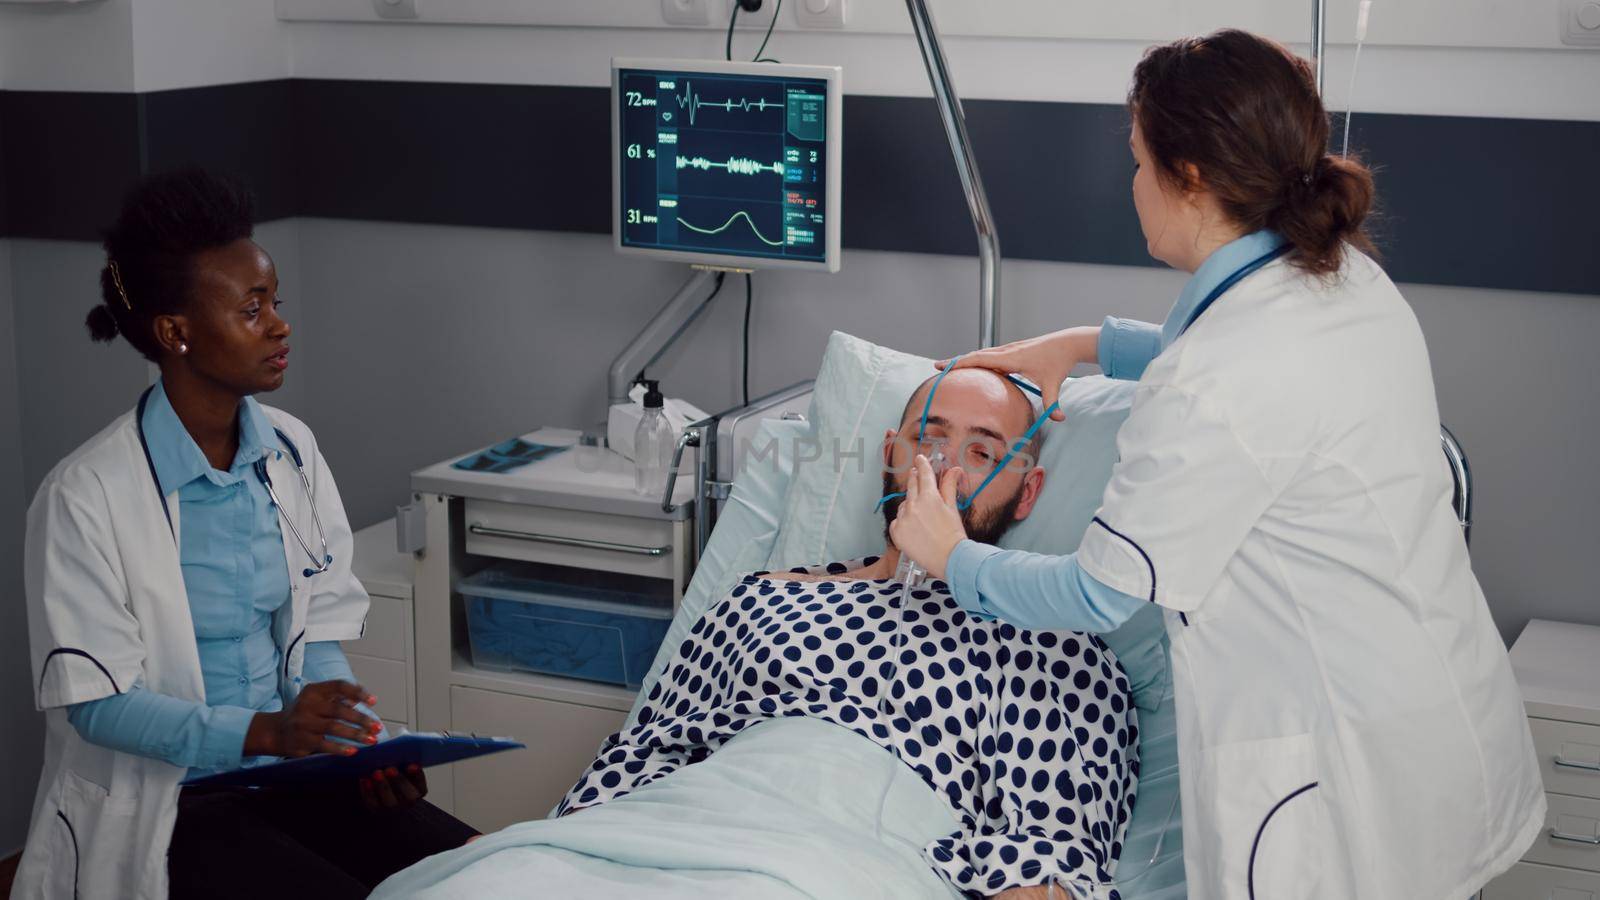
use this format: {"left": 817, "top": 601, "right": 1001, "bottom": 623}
{"left": 1563, "top": 0, "right": 1600, "bottom": 45}
{"left": 661, "top": 0, "right": 714, "bottom": 27}
{"left": 794, "top": 0, "right": 846, "bottom": 28}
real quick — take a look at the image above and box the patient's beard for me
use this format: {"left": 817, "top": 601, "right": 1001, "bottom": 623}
{"left": 880, "top": 470, "right": 1024, "bottom": 550}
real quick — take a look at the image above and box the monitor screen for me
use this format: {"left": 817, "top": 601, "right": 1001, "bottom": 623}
{"left": 612, "top": 59, "right": 841, "bottom": 272}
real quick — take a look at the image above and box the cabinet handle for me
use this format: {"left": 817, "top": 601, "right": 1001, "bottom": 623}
{"left": 468, "top": 523, "right": 670, "bottom": 557}
{"left": 1554, "top": 754, "right": 1600, "bottom": 773}
{"left": 1550, "top": 828, "right": 1600, "bottom": 845}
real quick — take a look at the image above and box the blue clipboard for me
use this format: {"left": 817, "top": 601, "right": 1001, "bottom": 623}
{"left": 181, "top": 732, "right": 526, "bottom": 789}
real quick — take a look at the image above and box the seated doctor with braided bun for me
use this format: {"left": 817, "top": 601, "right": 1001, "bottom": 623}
{"left": 15, "top": 168, "right": 475, "bottom": 900}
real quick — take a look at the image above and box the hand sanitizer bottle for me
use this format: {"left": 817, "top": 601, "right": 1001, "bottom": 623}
{"left": 633, "top": 381, "right": 674, "bottom": 496}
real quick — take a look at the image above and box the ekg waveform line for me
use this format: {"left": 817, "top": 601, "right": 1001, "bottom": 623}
{"left": 677, "top": 211, "right": 785, "bottom": 247}
{"left": 677, "top": 155, "right": 785, "bottom": 177}
{"left": 673, "top": 81, "right": 780, "bottom": 127}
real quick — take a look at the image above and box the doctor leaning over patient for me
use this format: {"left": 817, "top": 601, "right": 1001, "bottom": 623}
{"left": 12, "top": 169, "right": 476, "bottom": 900}
{"left": 889, "top": 28, "right": 1546, "bottom": 900}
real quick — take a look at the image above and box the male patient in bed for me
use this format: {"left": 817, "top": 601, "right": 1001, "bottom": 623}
{"left": 559, "top": 369, "right": 1139, "bottom": 899}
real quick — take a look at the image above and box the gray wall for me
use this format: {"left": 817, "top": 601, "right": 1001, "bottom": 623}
{"left": 1407, "top": 281, "right": 1600, "bottom": 639}
{"left": 9, "top": 220, "right": 307, "bottom": 497}
{"left": 290, "top": 220, "right": 1598, "bottom": 645}
{"left": 0, "top": 237, "right": 42, "bottom": 855}
{"left": 10, "top": 239, "right": 150, "bottom": 492}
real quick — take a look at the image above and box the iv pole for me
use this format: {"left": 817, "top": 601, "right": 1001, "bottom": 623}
{"left": 1311, "top": 0, "right": 1328, "bottom": 93}
{"left": 906, "top": 0, "right": 1001, "bottom": 349}
{"left": 904, "top": 0, "right": 1327, "bottom": 347}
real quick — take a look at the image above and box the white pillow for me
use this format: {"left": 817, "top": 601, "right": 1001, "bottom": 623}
{"left": 767, "top": 331, "right": 936, "bottom": 568}
{"left": 765, "top": 330, "right": 1168, "bottom": 711}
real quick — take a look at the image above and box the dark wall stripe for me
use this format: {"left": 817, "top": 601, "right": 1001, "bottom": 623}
{"left": 293, "top": 80, "right": 612, "bottom": 233}
{"left": 1, "top": 79, "right": 1595, "bottom": 296}
{"left": 141, "top": 80, "right": 299, "bottom": 223}
{"left": 1338, "top": 112, "right": 1598, "bottom": 296}
{"left": 0, "top": 90, "right": 143, "bottom": 240}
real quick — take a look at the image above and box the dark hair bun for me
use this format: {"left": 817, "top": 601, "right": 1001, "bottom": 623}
{"left": 85, "top": 302, "right": 120, "bottom": 342}
{"left": 1129, "top": 29, "right": 1379, "bottom": 277}
{"left": 1271, "top": 154, "right": 1376, "bottom": 275}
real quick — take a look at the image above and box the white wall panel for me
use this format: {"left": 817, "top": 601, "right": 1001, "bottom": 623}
{"left": 131, "top": 0, "right": 291, "bottom": 92}
{"left": 275, "top": 0, "right": 1581, "bottom": 51}
{"left": 285, "top": 22, "right": 1600, "bottom": 120}
{"left": 0, "top": 0, "right": 135, "bottom": 91}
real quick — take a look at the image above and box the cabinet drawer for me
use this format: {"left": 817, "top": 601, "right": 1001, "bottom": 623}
{"left": 449, "top": 685, "right": 624, "bottom": 833}
{"left": 347, "top": 653, "right": 410, "bottom": 722}
{"left": 1525, "top": 792, "right": 1600, "bottom": 872}
{"left": 348, "top": 595, "right": 409, "bottom": 662}
{"left": 1534, "top": 718, "right": 1600, "bottom": 801}
{"left": 1483, "top": 860, "right": 1600, "bottom": 898}
{"left": 465, "top": 499, "right": 678, "bottom": 581}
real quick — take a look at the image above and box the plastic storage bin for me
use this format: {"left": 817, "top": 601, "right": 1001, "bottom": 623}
{"left": 461, "top": 563, "right": 673, "bottom": 689}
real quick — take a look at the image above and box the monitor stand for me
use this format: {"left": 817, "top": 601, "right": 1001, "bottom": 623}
{"left": 605, "top": 265, "right": 750, "bottom": 416}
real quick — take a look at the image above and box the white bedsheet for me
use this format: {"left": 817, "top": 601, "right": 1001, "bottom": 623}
{"left": 373, "top": 717, "right": 962, "bottom": 899}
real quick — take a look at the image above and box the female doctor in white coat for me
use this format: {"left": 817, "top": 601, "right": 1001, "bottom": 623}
{"left": 15, "top": 169, "right": 475, "bottom": 899}
{"left": 890, "top": 30, "right": 1545, "bottom": 900}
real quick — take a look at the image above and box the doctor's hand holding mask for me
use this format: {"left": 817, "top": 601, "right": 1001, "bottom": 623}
{"left": 14, "top": 168, "right": 477, "bottom": 900}
{"left": 893, "top": 28, "right": 1545, "bottom": 900}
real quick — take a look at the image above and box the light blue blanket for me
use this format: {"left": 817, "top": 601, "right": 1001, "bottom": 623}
{"left": 372, "top": 717, "right": 964, "bottom": 899}
{"left": 372, "top": 699, "right": 1184, "bottom": 899}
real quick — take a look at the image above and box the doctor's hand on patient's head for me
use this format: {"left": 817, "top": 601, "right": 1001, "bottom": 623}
{"left": 937, "top": 326, "right": 1102, "bottom": 423}
{"left": 243, "top": 680, "right": 382, "bottom": 759}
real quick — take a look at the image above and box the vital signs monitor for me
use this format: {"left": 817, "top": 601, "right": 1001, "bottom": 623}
{"left": 612, "top": 59, "right": 842, "bottom": 272}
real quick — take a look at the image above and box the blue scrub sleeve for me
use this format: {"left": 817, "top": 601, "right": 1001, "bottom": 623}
{"left": 301, "top": 640, "right": 357, "bottom": 686}
{"left": 66, "top": 685, "right": 254, "bottom": 771}
{"left": 1097, "top": 316, "right": 1163, "bottom": 381}
{"left": 945, "top": 539, "right": 1147, "bottom": 633}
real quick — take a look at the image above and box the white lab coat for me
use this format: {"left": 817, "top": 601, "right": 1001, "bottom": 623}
{"left": 1076, "top": 250, "right": 1545, "bottom": 899}
{"left": 12, "top": 401, "right": 369, "bottom": 900}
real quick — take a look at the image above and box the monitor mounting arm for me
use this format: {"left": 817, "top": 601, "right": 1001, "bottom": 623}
{"left": 606, "top": 266, "right": 737, "bottom": 410}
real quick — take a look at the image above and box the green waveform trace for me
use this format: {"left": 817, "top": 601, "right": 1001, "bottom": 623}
{"left": 676, "top": 211, "right": 786, "bottom": 248}
{"left": 676, "top": 155, "right": 785, "bottom": 177}
{"left": 672, "top": 81, "right": 781, "bottom": 127}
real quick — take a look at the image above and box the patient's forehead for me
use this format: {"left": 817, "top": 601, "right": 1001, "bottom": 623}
{"left": 900, "top": 369, "right": 1032, "bottom": 437}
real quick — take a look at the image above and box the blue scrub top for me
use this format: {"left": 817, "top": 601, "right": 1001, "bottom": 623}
{"left": 67, "top": 382, "right": 356, "bottom": 774}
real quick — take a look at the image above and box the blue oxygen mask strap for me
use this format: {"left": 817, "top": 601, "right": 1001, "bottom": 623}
{"left": 875, "top": 359, "right": 1060, "bottom": 512}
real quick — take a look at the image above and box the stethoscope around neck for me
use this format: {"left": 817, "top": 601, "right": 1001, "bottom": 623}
{"left": 136, "top": 387, "right": 334, "bottom": 579}
{"left": 253, "top": 445, "right": 334, "bottom": 578}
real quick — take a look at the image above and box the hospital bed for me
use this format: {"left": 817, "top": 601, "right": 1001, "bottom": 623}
{"left": 376, "top": 327, "right": 1475, "bottom": 899}
{"left": 376, "top": 333, "right": 1187, "bottom": 898}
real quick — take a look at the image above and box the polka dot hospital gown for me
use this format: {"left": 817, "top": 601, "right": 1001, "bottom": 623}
{"left": 557, "top": 558, "right": 1140, "bottom": 898}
